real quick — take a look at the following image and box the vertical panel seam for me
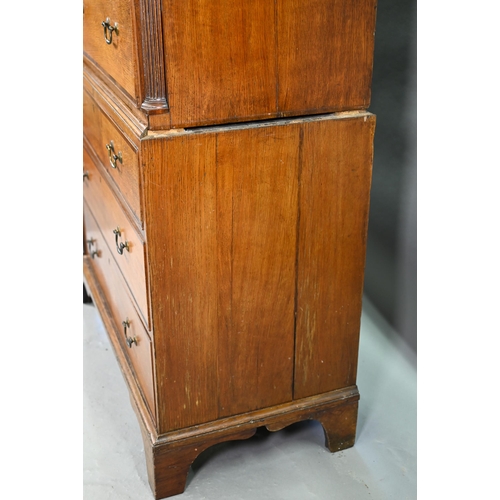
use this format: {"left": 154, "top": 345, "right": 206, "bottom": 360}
{"left": 230, "top": 136, "right": 234, "bottom": 406}
{"left": 215, "top": 133, "right": 220, "bottom": 420}
{"left": 293, "top": 126, "right": 304, "bottom": 399}
{"left": 274, "top": 0, "right": 280, "bottom": 113}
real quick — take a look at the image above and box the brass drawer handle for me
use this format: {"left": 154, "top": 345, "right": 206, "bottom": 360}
{"left": 86, "top": 238, "right": 100, "bottom": 259}
{"left": 102, "top": 18, "right": 119, "bottom": 45}
{"left": 122, "top": 319, "right": 137, "bottom": 348}
{"left": 86, "top": 238, "right": 95, "bottom": 252}
{"left": 113, "top": 227, "right": 129, "bottom": 255}
{"left": 105, "top": 141, "right": 123, "bottom": 169}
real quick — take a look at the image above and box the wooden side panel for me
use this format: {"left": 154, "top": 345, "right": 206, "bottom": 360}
{"left": 162, "top": 0, "right": 277, "bottom": 128}
{"left": 142, "top": 135, "right": 219, "bottom": 432}
{"left": 294, "top": 116, "right": 375, "bottom": 399}
{"left": 277, "top": 0, "right": 377, "bottom": 114}
{"left": 216, "top": 125, "right": 299, "bottom": 417}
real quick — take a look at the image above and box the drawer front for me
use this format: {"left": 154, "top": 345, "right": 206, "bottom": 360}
{"left": 83, "top": 147, "right": 150, "bottom": 329}
{"left": 84, "top": 203, "right": 156, "bottom": 419}
{"left": 83, "top": 0, "right": 138, "bottom": 101}
{"left": 83, "top": 89, "right": 142, "bottom": 225}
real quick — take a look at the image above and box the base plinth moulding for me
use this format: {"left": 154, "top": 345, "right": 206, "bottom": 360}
{"left": 134, "top": 394, "right": 359, "bottom": 499}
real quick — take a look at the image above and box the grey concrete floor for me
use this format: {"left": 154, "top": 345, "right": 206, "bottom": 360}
{"left": 83, "top": 297, "right": 416, "bottom": 499}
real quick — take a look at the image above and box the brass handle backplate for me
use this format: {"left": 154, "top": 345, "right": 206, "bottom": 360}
{"left": 105, "top": 141, "right": 123, "bottom": 169}
{"left": 102, "top": 18, "right": 118, "bottom": 44}
{"left": 113, "top": 227, "right": 129, "bottom": 255}
{"left": 122, "top": 319, "right": 137, "bottom": 348}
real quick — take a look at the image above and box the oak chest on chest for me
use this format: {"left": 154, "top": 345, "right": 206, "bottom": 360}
{"left": 83, "top": 1, "right": 377, "bottom": 498}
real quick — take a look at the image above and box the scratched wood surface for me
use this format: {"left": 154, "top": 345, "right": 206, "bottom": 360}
{"left": 294, "top": 115, "right": 375, "bottom": 399}
{"left": 142, "top": 133, "right": 219, "bottom": 432}
{"left": 141, "top": 113, "right": 374, "bottom": 432}
{"left": 160, "top": 0, "right": 376, "bottom": 128}
{"left": 216, "top": 125, "right": 300, "bottom": 417}
{"left": 83, "top": 0, "right": 378, "bottom": 493}
{"left": 142, "top": 124, "right": 299, "bottom": 430}
{"left": 162, "top": 0, "right": 277, "bottom": 128}
{"left": 277, "top": 0, "right": 377, "bottom": 115}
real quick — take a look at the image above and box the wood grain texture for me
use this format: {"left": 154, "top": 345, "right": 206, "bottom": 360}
{"left": 83, "top": 0, "right": 376, "bottom": 129}
{"left": 277, "top": 0, "right": 377, "bottom": 114}
{"left": 83, "top": 0, "right": 379, "bottom": 489}
{"left": 142, "top": 134, "right": 219, "bottom": 433}
{"left": 141, "top": 113, "right": 374, "bottom": 431}
{"left": 216, "top": 125, "right": 299, "bottom": 417}
{"left": 83, "top": 0, "right": 139, "bottom": 101}
{"left": 294, "top": 115, "right": 375, "bottom": 399}
{"left": 162, "top": 0, "right": 277, "bottom": 128}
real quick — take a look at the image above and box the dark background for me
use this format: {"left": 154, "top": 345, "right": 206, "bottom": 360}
{"left": 364, "top": 0, "right": 417, "bottom": 352}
